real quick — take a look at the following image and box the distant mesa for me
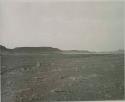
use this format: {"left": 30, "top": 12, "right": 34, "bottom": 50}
{"left": 12, "top": 47, "right": 61, "bottom": 53}
{"left": 0, "top": 45, "right": 124, "bottom": 54}
{"left": 0, "top": 45, "right": 61, "bottom": 54}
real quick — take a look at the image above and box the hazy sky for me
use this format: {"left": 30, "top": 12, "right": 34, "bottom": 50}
{"left": 0, "top": 1, "right": 124, "bottom": 51}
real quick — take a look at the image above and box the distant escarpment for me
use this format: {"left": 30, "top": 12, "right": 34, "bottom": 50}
{"left": 0, "top": 45, "right": 124, "bottom": 55}
{"left": 0, "top": 45, "right": 61, "bottom": 54}
{"left": 12, "top": 47, "right": 61, "bottom": 53}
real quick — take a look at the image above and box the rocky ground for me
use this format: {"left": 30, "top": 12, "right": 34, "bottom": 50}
{"left": 1, "top": 54, "right": 124, "bottom": 102}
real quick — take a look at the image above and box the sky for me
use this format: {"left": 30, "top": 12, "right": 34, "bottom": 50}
{"left": 0, "top": 1, "right": 124, "bottom": 51}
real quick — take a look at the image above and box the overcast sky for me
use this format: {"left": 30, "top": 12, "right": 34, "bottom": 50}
{"left": 0, "top": 1, "right": 124, "bottom": 51}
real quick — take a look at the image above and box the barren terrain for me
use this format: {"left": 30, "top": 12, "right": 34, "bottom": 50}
{"left": 1, "top": 54, "right": 124, "bottom": 102}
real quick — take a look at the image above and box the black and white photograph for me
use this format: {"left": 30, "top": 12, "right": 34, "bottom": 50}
{"left": 0, "top": 0, "right": 124, "bottom": 102}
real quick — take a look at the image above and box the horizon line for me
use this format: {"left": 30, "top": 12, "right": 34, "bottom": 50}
{"left": 0, "top": 44, "right": 124, "bottom": 52}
